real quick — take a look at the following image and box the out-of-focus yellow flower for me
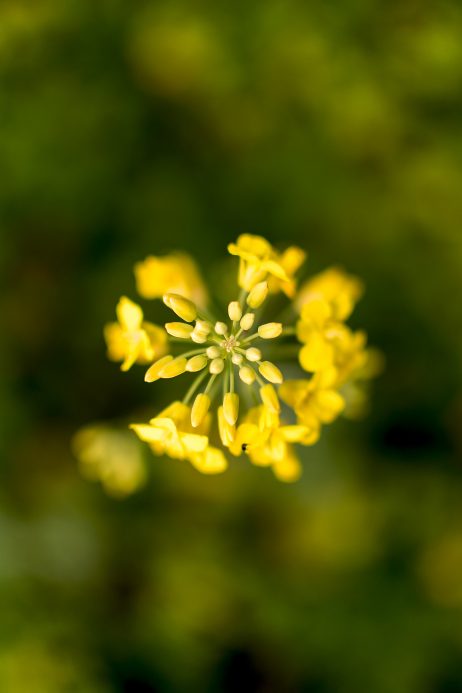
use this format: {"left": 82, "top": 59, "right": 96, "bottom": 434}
{"left": 104, "top": 296, "right": 167, "bottom": 371}
{"left": 131, "top": 401, "right": 226, "bottom": 474}
{"left": 134, "top": 253, "right": 208, "bottom": 306}
{"left": 72, "top": 425, "right": 146, "bottom": 497}
{"left": 228, "top": 233, "right": 305, "bottom": 295}
{"left": 131, "top": 401, "right": 208, "bottom": 460}
{"left": 279, "top": 368, "right": 345, "bottom": 439}
{"left": 296, "top": 266, "right": 363, "bottom": 320}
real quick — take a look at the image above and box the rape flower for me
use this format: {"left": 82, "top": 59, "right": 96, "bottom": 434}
{"left": 104, "top": 296, "right": 167, "bottom": 371}
{"left": 99, "top": 234, "right": 378, "bottom": 484}
{"left": 228, "top": 233, "right": 305, "bottom": 295}
{"left": 72, "top": 425, "right": 146, "bottom": 497}
{"left": 134, "top": 252, "right": 208, "bottom": 306}
{"left": 279, "top": 368, "right": 345, "bottom": 442}
{"left": 296, "top": 266, "right": 363, "bottom": 320}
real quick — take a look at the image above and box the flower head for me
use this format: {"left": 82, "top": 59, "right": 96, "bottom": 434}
{"left": 100, "top": 235, "right": 379, "bottom": 485}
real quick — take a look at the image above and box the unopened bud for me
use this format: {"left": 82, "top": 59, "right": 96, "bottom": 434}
{"left": 165, "top": 322, "right": 194, "bottom": 339}
{"left": 228, "top": 301, "right": 242, "bottom": 322}
{"left": 223, "top": 392, "right": 239, "bottom": 425}
{"left": 247, "top": 281, "right": 268, "bottom": 309}
{"left": 258, "top": 322, "right": 282, "bottom": 339}
{"left": 214, "top": 321, "right": 228, "bottom": 335}
{"left": 232, "top": 353, "right": 244, "bottom": 365}
{"left": 240, "top": 312, "right": 255, "bottom": 331}
{"left": 191, "top": 393, "right": 210, "bottom": 428}
{"left": 239, "top": 366, "right": 256, "bottom": 385}
{"left": 209, "top": 358, "right": 225, "bottom": 374}
{"left": 258, "top": 361, "right": 283, "bottom": 384}
{"left": 163, "top": 293, "right": 197, "bottom": 322}
{"left": 218, "top": 406, "right": 236, "bottom": 447}
{"left": 159, "top": 356, "right": 188, "bottom": 378}
{"left": 186, "top": 354, "right": 208, "bottom": 372}
{"left": 145, "top": 355, "right": 173, "bottom": 382}
{"left": 206, "top": 346, "right": 222, "bottom": 359}
{"left": 245, "top": 347, "right": 261, "bottom": 362}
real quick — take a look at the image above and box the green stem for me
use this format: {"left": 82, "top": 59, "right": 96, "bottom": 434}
{"left": 205, "top": 373, "right": 218, "bottom": 395}
{"left": 182, "top": 369, "right": 209, "bottom": 405}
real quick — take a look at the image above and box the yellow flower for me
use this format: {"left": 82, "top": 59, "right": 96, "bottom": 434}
{"left": 279, "top": 368, "right": 345, "bottom": 439}
{"left": 72, "top": 425, "right": 146, "bottom": 497}
{"left": 228, "top": 233, "right": 305, "bottom": 295}
{"left": 104, "top": 296, "right": 167, "bottom": 371}
{"left": 131, "top": 401, "right": 208, "bottom": 460}
{"left": 228, "top": 405, "right": 308, "bottom": 482}
{"left": 296, "top": 266, "right": 363, "bottom": 320}
{"left": 134, "top": 253, "right": 208, "bottom": 306}
{"left": 99, "top": 235, "right": 378, "bottom": 483}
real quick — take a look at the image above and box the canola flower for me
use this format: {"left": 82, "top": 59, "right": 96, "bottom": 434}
{"left": 104, "top": 238, "right": 380, "bottom": 483}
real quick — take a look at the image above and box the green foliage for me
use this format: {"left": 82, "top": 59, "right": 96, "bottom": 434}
{"left": 1, "top": 0, "right": 462, "bottom": 690}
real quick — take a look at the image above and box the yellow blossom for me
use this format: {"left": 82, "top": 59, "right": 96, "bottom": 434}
{"left": 99, "top": 234, "right": 378, "bottom": 482}
{"left": 131, "top": 401, "right": 208, "bottom": 460}
{"left": 72, "top": 425, "right": 146, "bottom": 497}
{"left": 135, "top": 253, "right": 208, "bottom": 306}
{"left": 296, "top": 266, "right": 363, "bottom": 320}
{"left": 228, "top": 233, "right": 305, "bottom": 295}
{"left": 279, "top": 368, "right": 345, "bottom": 440}
{"left": 104, "top": 296, "right": 167, "bottom": 371}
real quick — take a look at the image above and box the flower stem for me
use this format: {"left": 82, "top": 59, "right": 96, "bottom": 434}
{"left": 182, "top": 369, "right": 209, "bottom": 405}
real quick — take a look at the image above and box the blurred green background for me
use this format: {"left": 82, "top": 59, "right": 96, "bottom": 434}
{"left": 1, "top": 1, "right": 462, "bottom": 691}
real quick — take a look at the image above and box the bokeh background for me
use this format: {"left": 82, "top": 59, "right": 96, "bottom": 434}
{"left": 1, "top": 1, "right": 462, "bottom": 691}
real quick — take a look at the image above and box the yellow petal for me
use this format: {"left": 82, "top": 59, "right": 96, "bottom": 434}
{"left": 259, "top": 384, "right": 280, "bottom": 413}
{"left": 273, "top": 453, "right": 302, "bottom": 483}
{"left": 116, "top": 296, "right": 143, "bottom": 332}
{"left": 299, "top": 334, "right": 334, "bottom": 372}
{"left": 189, "top": 446, "right": 228, "bottom": 474}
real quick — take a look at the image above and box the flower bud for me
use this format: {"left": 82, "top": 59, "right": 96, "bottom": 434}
{"left": 239, "top": 366, "right": 256, "bottom": 385}
{"left": 232, "top": 353, "right": 244, "bottom": 365}
{"left": 223, "top": 392, "right": 239, "bottom": 425}
{"left": 260, "top": 384, "right": 280, "bottom": 413}
{"left": 159, "top": 356, "right": 188, "bottom": 378}
{"left": 186, "top": 354, "right": 208, "bottom": 372}
{"left": 259, "top": 361, "right": 283, "bottom": 384}
{"left": 245, "top": 347, "right": 261, "bottom": 362}
{"left": 191, "top": 393, "right": 210, "bottom": 428}
{"left": 191, "top": 330, "right": 207, "bottom": 343}
{"left": 145, "top": 355, "right": 173, "bottom": 382}
{"left": 206, "top": 346, "right": 222, "bottom": 359}
{"left": 228, "top": 301, "right": 242, "bottom": 322}
{"left": 163, "top": 293, "right": 197, "bottom": 322}
{"left": 165, "top": 322, "right": 194, "bottom": 339}
{"left": 195, "top": 320, "right": 211, "bottom": 335}
{"left": 258, "top": 322, "right": 282, "bottom": 339}
{"left": 218, "top": 406, "right": 236, "bottom": 446}
{"left": 214, "top": 321, "right": 228, "bottom": 335}
{"left": 240, "top": 312, "right": 255, "bottom": 331}
{"left": 247, "top": 281, "right": 268, "bottom": 309}
{"left": 209, "top": 358, "right": 225, "bottom": 374}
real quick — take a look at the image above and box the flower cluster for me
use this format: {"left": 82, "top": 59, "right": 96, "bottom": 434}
{"left": 104, "top": 235, "right": 380, "bottom": 482}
